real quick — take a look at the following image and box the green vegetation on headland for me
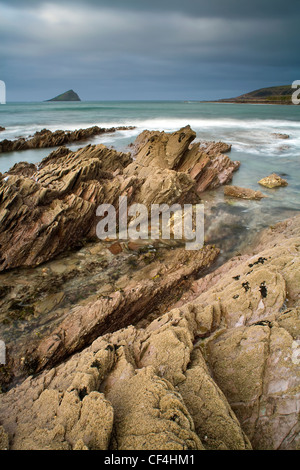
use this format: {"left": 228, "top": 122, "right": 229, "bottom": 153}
{"left": 216, "top": 85, "right": 294, "bottom": 105}
{"left": 45, "top": 89, "right": 81, "bottom": 102}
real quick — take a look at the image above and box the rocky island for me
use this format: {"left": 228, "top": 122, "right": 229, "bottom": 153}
{"left": 0, "top": 126, "right": 299, "bottom": 451}
{"left": 46, "top": 90, "right": 81, "bottom": 102}
{"left": 216, "top": 85, "right": 294, "bottom": 105}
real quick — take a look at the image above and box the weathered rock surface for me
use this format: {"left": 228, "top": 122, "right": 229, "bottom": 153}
{"left": 0, "top": 126, "right": 239, "bottom": 272}
{"left": 0, "top": 125, "right": 135, "bottom": 154}
{"left": 272, "top": 133, "right": 290, "bottom": 139}
{"left": 224, "top": 185, "right": 267, "bottom": 200}
{"left": 1, "top": 215, "right": 299, "bottom": 450}
{"left": 127, "top": 126, "right": 240, "bottom": 195}
{"left": 0, "top": 127, "right": 5, "bottom": 132}
{"left": 168, "top": 215, "right": 300, "bottom": 450}
{"left": 0, "top": 144, "right": 132, "bottom": 271}
{"left": 0, "top": 284, "right": 249, "bottom": 450}
{"left": 258, "top": 173, "right": 288, "bottom": 189}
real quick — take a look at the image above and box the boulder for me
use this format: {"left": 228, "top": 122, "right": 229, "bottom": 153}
{"left": 258, "top": 173, "right": 288, "bottom": 188}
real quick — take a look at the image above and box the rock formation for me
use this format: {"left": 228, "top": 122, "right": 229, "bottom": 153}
{"left": 224, "top": 185, "right": 267, "bottom": 200}
{"left": 0, "top": 126, "right": 239, "bottom": 271}
{"left": 258, "top": 173, "right": 288, "bottom": 189}
{"left": 1, "top": 215, "right": 299, "bottom": 450}
{"left": 0, "top": 125, "right": 135, "bottom": 154}
{"left": 272, "top": 133, "right": 290, "bottom": 139}
{"left": 46, "top": 89, "right": 81, "bottom": 102}
{"left": 0, "top": 124, "right": 299, "bottom": 450}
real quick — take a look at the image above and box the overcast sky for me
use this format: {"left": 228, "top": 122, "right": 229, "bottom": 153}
{"left": 0, "top": 0, "right": 299, "bottom": 101}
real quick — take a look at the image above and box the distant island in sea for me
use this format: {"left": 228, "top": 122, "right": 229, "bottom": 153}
{"left": 45, "top": 89, "right": 81, "bottom": 102}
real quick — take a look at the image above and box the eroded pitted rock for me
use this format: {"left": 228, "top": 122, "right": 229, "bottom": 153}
{"left": 0, "top": 125, "right": 135, "bottom": 154}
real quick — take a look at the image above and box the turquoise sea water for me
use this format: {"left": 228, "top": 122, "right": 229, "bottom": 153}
{"left": 0, "top": 101, "right": 300, "bottom": 256}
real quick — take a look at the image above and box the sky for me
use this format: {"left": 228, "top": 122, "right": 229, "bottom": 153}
{"left": 0, "top": 0, "right": 299, "bottom": 101}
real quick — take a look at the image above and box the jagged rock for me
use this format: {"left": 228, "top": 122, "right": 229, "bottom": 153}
{"left": 0, "top": 127, "right": 5, "bottom": 132}
{"left": 168, "top": 216, "right": 300, "bottom": 449}
{"left": 6, "top": 161, "right": 37, "bottom": 178}
{"left": 272, "top": 133, "right": 290, "bottom": 139}
{"left": 0, "top": 144, "right": 132, "bottom": 271}
{"left": 0, "top": 125, "right": 135, "bottom": 154}
{"left": 1, "top": 216, "right": 299, "bottom": 450}
{"left": 200, "top": 141, "right": 232, "bottom": 155}
{"left": 128, "top": 126, "right": 240, "bottom": 194}
{"left": 224, "top": 185, "right": 267, "bottom": 200}
{"left": 46, "top": 90, "right": 81, "bottom": 102}
{"left": 0, "top": 426, "right": 9, "bottom": 450}
{"left": 258, "top": 173, "right": 288, "bottom": 188}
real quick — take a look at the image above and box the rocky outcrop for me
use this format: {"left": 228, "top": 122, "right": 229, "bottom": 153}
{"left": 0, "top": 240, "right": 219, "bottom": 388}
{"left": 46, "top": 89, "right": 81, "bottom": 102}
{"left": 0, "top": 126, "right": 239, "bottom": 272}
{"left": 128, "top": 126, "right": 240, "bottom": 194}
{"left": 0, "top": 127, "right": 5, "bottom": 132}
{"left": 258, "top": 173, "right": 288, "bottom": 189}
{"left": 1, "top": 215, "right": 299, "bottom": 450}
{"left": 0, "top": 125, "right": 135, "bottom": 154}
{"left": 0, "top": 144, "right": 132, "bottom": 271}
{"left": 224, "top": 185, "right": 267, "bottom": 200}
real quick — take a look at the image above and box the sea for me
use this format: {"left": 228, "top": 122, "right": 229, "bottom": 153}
{"left": 0, "top": 100, "right": 300, "bottom": 259}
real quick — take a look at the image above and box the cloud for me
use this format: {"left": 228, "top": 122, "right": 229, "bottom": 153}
{"left": 0, "top": 0, "right": 299, "bottom": 100}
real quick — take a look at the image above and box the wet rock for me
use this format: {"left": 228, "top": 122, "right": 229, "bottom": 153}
{"left": 224, "top": 185, "right": 267, "bottom": 200}
{"left": 1, "top": 216, "right": 299, "bottom": 450}
{"left": 128, "top": 126, "right": 240, "bottom": 194}
{"left": 0, "top": 426, "right": 9, "bottom": 450}
{"left": 0, "top": 144, "right": 132, "bottom": 271}
{"left": 258, "top": 173, "right": 288, "bottom": 188}
{"left": 0, "top": 127, "right": 236, "bottom": 272}
{"left": 0, "top": 125, "right": 136, "bottom": 154}
{"left": 6, "top": 161, "right": 37, "bottom": 178}
{"left": 0, "top": 127, "right": 5, "bottom": 132}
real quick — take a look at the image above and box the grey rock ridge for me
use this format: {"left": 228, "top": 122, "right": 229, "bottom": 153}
{"left": 0, "top": 214, "right": 299, "bottom": 450}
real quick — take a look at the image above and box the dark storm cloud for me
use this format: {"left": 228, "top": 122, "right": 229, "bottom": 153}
{"left": 0, "top": 0, "right": 299, "bottom": 100}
